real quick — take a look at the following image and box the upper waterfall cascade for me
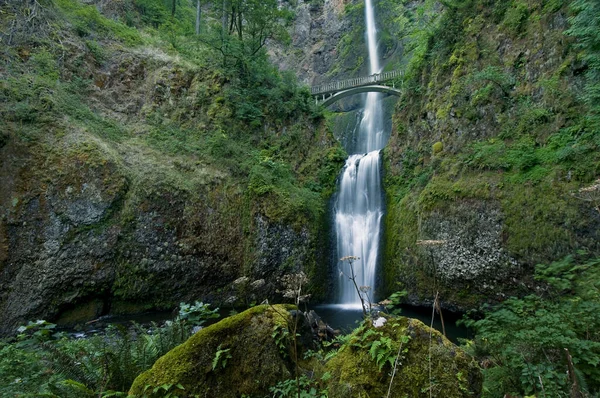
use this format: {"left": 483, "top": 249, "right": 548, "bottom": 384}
{"left": 334, "top": 0, "right": 389, "bottom": 306}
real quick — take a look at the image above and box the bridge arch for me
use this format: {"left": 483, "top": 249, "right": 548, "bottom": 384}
{"left": 318, "top": 85, "right": 402, "bottom": 107}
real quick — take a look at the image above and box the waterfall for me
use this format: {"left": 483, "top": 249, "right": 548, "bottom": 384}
{"left": 334, "top": 0, "right": 386, "bottom": 306}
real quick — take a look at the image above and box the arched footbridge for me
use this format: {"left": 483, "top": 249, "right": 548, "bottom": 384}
{"left": 311, "top": 70, "right": 403, "bottom": 107}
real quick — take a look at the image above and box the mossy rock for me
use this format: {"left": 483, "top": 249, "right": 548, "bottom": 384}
{"left": 54, "top": 299, "right": 105, "bottom": 327}
{"left": 326, "top": 317, "right": 482, "bottom": 397}
{"left": 129, "top": 305, "right": 298, "bottom": 397}
{"left": 432, "top": 141, "right": 443, "bottom": 154}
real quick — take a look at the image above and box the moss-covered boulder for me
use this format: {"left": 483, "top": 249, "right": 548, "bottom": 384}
{"left": 129, "top": 305, "right": 300, "bottom": 397}
{"left": 326, "top": 316, "right": 482, "bottom": 397}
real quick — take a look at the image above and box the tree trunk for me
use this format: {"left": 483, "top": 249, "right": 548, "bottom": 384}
{"left": 222, "top": 0, "right": 227, "bottom": 38}
{"left": 195, "top": 0, "right": 201, "bottom": 35}
{"left": 171, "top": 0, "right": 176, "bottom": 17}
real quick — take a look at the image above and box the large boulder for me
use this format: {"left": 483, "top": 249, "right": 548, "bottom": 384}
{"left": 130, "top": 308, "right": 482, "bottom": 398}
{"left": 129, "top": 305, "right": 302, "bottom": 397}
{"left": 326, "top": 316, "right": 482, "bottom": 397}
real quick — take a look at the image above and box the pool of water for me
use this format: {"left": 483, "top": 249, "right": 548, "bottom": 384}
{"left": 310, "top": 304, "right": 471, "bottom": 343}
{"left": 61, "top": 304, "right": 471, "bottom": 343}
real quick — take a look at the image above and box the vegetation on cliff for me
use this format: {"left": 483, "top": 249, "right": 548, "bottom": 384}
{"left": 1, "top": 0, "right": 599, "bottom": 396}
{"left": 382, "top": 0, "right": 600, "bottom": 308}
{"left": 374, "top": 0, "right": 600, "bottom": 395}
{"left": 0, "top": 0, "right": 345, "bottom": 331}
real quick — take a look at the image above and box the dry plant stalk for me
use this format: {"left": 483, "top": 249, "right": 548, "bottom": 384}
{"left": 339, "top": 256, "right": 370, "bottom": 318}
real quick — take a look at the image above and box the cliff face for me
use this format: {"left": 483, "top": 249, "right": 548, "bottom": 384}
{"left": 382, "top": 0, "right": 600, "bottom": 309}
{"left": 0, "top": 0, "right": 597, "bottom": 333}
{"left": 268, "top": 0, "right": 599, "bottom": 311}
{"left": 0, "top": 1, "right": 344, "bottom": 334}
{"left": 270, "top": 0, "right": 350, "bottom": 86}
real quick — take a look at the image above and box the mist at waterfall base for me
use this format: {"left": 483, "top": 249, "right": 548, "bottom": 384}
{"left": 333, "top": 0, "right": 386, "bottom": 306}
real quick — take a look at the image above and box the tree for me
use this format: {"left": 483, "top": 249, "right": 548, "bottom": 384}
{"left": 204, "top": 0, "right": 292, "bottom": 69}
{"left": 566, "top": 0, "right": 600, "bottom": 130}
{"left": 196, "top": 0, "right": 201, "bottom": 35}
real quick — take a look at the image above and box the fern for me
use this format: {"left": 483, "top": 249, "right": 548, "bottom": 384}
{"left": 212, "top": 345, "right": 232, "bottom": 371}
{"left": 40, "top": 341, "right": 100, "bottom": 391}
{"left": 464, "top": 255, "right": 600, "bottom": 395}
{"left": 566, "top": 0, "right": 600, "bottom": 132}
{"left": 368, "top": 337, "right": 396, "bottom": 371}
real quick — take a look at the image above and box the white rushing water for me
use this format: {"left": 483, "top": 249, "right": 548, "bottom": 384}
{"left": 335, "top": 0, "right": 386, "bottom": 305}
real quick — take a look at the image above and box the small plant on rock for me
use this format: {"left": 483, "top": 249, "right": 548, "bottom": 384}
{"left": 211, "top": 344, "right": 232, "bottom": 371}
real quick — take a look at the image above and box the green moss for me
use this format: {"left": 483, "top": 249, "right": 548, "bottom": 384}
{"left": 109, "top": 301, "right": 158, "bottom": 316}
{"left": 129, "top": 305, "right": 296, "bottom": 397}
{"left": 501, "top": 1, "right": 530, "bottom": 35}
{"left": 54, "top": 299, "right": 104, "bottom": 326}
{"left": 500, "top": 181, "right": 583, "bottom": 263}
{"left": 432, "top": 141, "right": 443, "bottom": 154}
{"left": 382, "top": 0, "right": 600, "bottom": 310}
{"left": 326, "top": 317, "right": 482, "bottom": 397}
{"left": 383, "top": 192, "right": 419, "bottom": 296}
{"left": 54, "top": 0, "right": 142, "bottom": 45}
{"left": 416, "top": 174, "right": 495, "bottom": 213}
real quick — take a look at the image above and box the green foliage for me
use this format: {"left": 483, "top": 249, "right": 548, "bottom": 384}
{"left": 368, "top": 335, "right": 396, "bottom": 371}
{"left": 272, "top": 324, "right": 291, "bottom": 358}
{"left": 200, "top": 0, "right": 292, "bottom": 70}
{"left": 566, "top": 0, "right": 600, "bottom": 133}
{"left": 0, "top": 46, "right": 127, "bottom": 142}
{"left": 468, "top": 66, "right": 516, "bottom": 98}
{"left": 15, "top": 320, "right": 59, "bottom": 345}
{"left": 133, "top": 0, "right": 169, "bottom": 28}
{"left": 0, "top": 341, "right": 55, "bottom": 397}
{"left": 464, "top": 135, "right": 545, "bottom": 173}
{"left": 212, "top": 344, "right": 232, "bottom": 371}
{"left": 142, "top": 382, "right": 186, "bottom": 398}
{"left": 269, "top": 374, "right": 328, "bottom": 398}
{"left": 463, "top": 255, "right": 600, "bottom": 397}
{"left": 247, "top": 155, "right": 324, "bottom": 224}
{"left": 0, "top": 302, "right": 220, "bottom": 396}
{"left": 345, "top": 323, "right": 410, "bottom": 372}
{"left": 54, "top": 0, "right": 142, "bottom": 45}
{"left": 501, "top": 1, "right": 530, "bottom": 34}
{"left": 177, "top": 301, "right": 220, "bottom": 326}
{"left": 383, "top": 290, "right": 408, "bottom": 316}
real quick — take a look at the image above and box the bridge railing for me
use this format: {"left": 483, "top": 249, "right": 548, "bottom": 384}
{"left": 310, "top": 70, "right": 403, "bottom": 96}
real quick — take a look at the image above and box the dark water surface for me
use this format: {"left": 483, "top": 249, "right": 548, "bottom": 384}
{"left": 63, "top": 305, "right": 470, "bottom": 344}
{"left": 311, "top": 304, "right": 471, "bottom": 343}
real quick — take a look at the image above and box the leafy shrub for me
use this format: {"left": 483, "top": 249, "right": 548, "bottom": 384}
{"left": 468, "top": 66, "right": 516, "bottom": 98}
{"left": 0, "top": 302, "right": 221, "bottom": 396}
{"left": 133, "top": 0, "right": 169, "bottom": 28}
{"left": 566, "top": 0, "right": 600, "bottom": 133}
{"left": 54, "top": 0, "right": 142, "bottom": 45}
{"left": 177, "top": 301, "right": 219, "bottom": 326}
{"left": 269, "top": 374, "right": 328, "bottom": 398}
{"left": 501, "top": 1, "right": 530, "bottom": 35}
{"left": 463, "top": 255, "right": 600, "bottom": 397}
